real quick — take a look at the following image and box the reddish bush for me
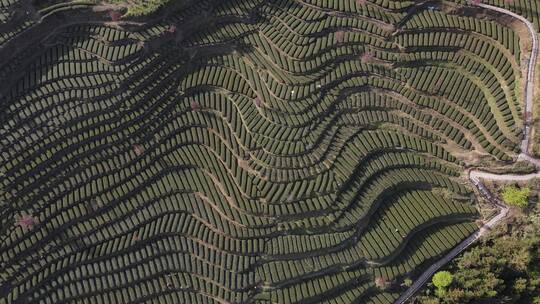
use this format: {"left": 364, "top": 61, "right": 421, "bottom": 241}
{"left": 167, "top": 25, "right": 177, "bottom": 34}
{"left": 17, "top": 214, "right": 37, "bottom": 229}
{"left": 375, "top": 277, "right": 387, "bottom": 289}
{"left": 137, "top": 40, "right": 147, "bottom": 50}
{"left": 335, "top": 31, "right": 345, "bottom": 43}
{"left": 133, "top": 144, "right": 145, "bottom": 156}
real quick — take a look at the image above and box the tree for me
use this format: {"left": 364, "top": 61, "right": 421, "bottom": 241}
{"left": 432, "top": 271, "right": 453, "bottom": 289}
{"left": 514, "top": 278, "right": 527, "bottom": 293}
{"left": 432, "top": 271, "right": 453, "bottom": 298}
{"left": 446, "top": 288, "right": 465, "bottom": 302}
{"left": 501, "top": 185, "right": 530, "bottom": 207}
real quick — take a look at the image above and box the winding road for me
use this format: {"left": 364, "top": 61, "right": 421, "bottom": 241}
{"left": 471, "top": 170, "right": 540, "bottom": 181}
{"left": 395, "top": 3, "right": 539, "bottom": 303}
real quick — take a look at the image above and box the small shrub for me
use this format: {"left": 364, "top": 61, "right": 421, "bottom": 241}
{"left": 133, "top": 144, "right": 145, "bottom": 156}
{"left": 167, "top": 25, "right": 177, "bottom": 34}
{"left": 253, "top": 97, "right": 262, "bottom": 107}
{"left": 403, "top": 278, "right": 413, "bottom": 287}
{"left": 360, "top": 52, "right": 374, "bottom": 63}
{"left": 335, "top": 31, "right": 345, "bottom": 43}
{"left": 191, "top": 100, "right": 200, "bottom": 111}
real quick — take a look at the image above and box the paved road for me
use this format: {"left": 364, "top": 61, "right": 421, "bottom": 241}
{"left": 478, "top": 3, "right": 539, "bottom": 153}
{"left": 471, "top": 170, "right": 540, "bottom": 181}
{"left": 394, "top": 3, "right": 538, "bottom": 304}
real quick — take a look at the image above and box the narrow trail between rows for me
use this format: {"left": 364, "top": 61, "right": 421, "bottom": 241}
{"left": 395, "top": 3, "right": 539, "bottom": 303}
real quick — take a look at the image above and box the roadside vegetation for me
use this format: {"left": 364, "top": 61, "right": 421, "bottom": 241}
{"left": 414, "top": 192, "right": 539, "bottom": 303}
{"left": 479, "top": 160, "right": 536, "bottom": 175}
{"left": 32, "top": 0, "right": 174, "bottom": 17}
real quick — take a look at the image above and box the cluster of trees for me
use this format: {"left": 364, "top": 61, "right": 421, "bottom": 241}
{"left": 413, "top": 204, "right": 539, "bottom": 303}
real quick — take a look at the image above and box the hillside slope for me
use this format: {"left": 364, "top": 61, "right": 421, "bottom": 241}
{"left": 0, "top": 0, "right": 536, "bottom": 303}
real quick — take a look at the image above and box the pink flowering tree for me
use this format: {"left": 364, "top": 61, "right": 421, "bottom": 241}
{"left": 17, "top": 214, "right": 38, "bottom": 229}
{"left": 360, "top": 52, "right": 374, "bottom": 64}
{"left": 167, "top": 25, "right": 177, "bottom": 34}
{"left": 190, "top": 100, "right": 200, "bottom": 111}
{"left": 108, "top": 10, "right": 123, "bottom": 21}
{"left": 133, "top": 144, "right": 145, "bottom": 156}
{"left": 253, "top": 97, "right": 262, "bottom": 107}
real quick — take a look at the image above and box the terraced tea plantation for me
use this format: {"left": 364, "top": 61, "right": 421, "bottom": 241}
{"left": 0, "top": 0, "right": 536, "bottom": 303}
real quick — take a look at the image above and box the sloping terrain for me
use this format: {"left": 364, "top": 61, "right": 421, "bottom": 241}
{"left": 0, "top": 0, "right": 535, "bottom": 303}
